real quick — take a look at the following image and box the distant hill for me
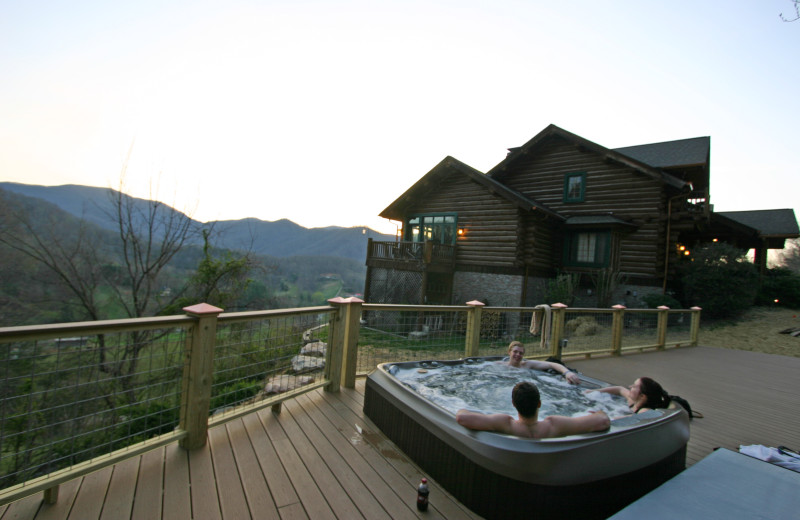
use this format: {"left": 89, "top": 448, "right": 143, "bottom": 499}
{"left": 0, "top": 182, "right": 394, "bottom": 262}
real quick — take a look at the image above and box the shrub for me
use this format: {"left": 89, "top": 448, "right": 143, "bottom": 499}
{"left": 117, "top": 402, "right": 179, "bottom": 443}
{"left": 543, "top": 273, "right": 579, "bottom": 306}
{"left": 591, "top": 268, "right": 627, "bottom": 307}
{"left": 679, "top": 242, "right": 758, "bottom": 319}
{"left": 756, "top": 267, "right": 800, "bottom": 308}
{"left": 565, "top": 316, "right": 600, "bottom": 336}
{"left": 642, "top": 292, "right": 682, "bottom": 309}
{"left": 211, "top": 380, "right": 263, "bottom": 411}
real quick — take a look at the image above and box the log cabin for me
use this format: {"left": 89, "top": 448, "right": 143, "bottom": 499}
{"left": 364, "top": 124, "right": 799, "bottom": 309}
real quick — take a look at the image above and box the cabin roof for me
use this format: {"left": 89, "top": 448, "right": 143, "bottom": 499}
{"left": 717, "top": 209, "right": 800, "bottom": 238}
{"left": 379, "top": 156, "right": 564, "bottom": 222}
{"left": 487, "top": 124, "right": 690, "bottom": 191}
{"left": 613, "top": 137, "right": 710, "bottom": 169}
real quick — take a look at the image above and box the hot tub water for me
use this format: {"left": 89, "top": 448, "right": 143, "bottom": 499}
{"left": 392, "top": 359, "right": 632, "bottom": 418}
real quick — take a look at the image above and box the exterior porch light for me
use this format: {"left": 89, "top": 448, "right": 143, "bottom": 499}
{"left": 458, "top": 228, "right": 465, "bottom": 236}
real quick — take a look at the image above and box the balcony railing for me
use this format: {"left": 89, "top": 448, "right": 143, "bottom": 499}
{"left": 365, "top": 239, "right": 456, "bottom": 270}
{"left": 0, "top": 300, "right": 700, "bottom": 507}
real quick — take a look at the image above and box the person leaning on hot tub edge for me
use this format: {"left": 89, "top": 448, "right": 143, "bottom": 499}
{"left": 504, "top": 341, "right": 581, "bottom": 384}
{"left": 587, "top": 377, "right": 670, "bottom": 413}
{"left": 456, "top": 382, "right": 610, "bottom": 439}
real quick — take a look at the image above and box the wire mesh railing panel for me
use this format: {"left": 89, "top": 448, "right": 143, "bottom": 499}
{"left": 0, "top": 327, "right": 187, "bottom": 490}
{"left": 210, "top": 311, "right": 333, "bottom": 416}
{"left": 665, "top": 311, "right": 693, "bottom": 346}
{"left": 561, "top": 310, "right": 615, "bottom": 355}
{"left": 620, "top": 310, "right": 660, "bottom": 349}
{"left": 481, "top": 309, "right": 549, "bottom": 358}
{"left": 367, "top": 268, "right": 423, "bottom": 304}
{"left": 357, "top": 308, "right": 468, "bottom": 374}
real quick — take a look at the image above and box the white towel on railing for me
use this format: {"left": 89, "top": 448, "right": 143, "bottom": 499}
{"left": 530, "top": 304, "right": 552, "bottom": 351}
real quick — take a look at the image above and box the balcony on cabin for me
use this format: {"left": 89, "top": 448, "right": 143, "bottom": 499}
{"left": 683, "top": 190, "right": 710, "bottom": 217}
{"left": 365, "top": 239, "right": 456, "bottom": 272}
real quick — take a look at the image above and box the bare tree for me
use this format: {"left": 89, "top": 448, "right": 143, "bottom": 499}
{"left": 778, "top": 238, "right": 800, "bottom": 273}
{"left": 104, "top": 177, "right": 202, "bottom": 319}
{"left": 0, "top": 174, "right": 205, "bottom": 403}
{"left": 781, "top": 0, "right": 800, "bottom": 21}
{"left": 0, "top": 189, "right": 109, "bottom": 321}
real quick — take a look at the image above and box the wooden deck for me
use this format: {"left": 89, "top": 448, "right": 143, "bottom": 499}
{"left": 2, "top": 346, "right": 799, "bottom": 519}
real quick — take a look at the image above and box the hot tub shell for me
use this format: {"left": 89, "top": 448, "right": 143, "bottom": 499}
{"left": 363, "top": 357, "right": 689, "bottom": 520}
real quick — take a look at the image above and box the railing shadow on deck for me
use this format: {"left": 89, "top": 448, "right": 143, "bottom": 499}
{"left": 0, "top": 299, "right": 700, "bottom": 507}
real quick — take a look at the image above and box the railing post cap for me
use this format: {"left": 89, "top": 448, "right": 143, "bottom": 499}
{"left": 183, "top": 303, "right": 224, "bottom": 316}
{"left": 690, "top": 306, "right": 702, "bottom": 310}
{"left": 466, "top": 300, "right": 485, "bottom": 307}
{"left": 612, "top": 304, "right": 627, "bottom": 310}
{"left": 551, "top": 303, "right": 568, "bottom": 309}
{"left": 657, "top": 305, "right": 670, "bottom": 310}
{"left": 328, "top": 296, "right": 365, "bottom": 304}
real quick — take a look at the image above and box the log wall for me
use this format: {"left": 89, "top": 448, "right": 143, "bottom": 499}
{"left": 401, "top": 168, "right": 528, "bottom": 270}
{"left": 496, "top": 136, "right": 670, "bottom": 278}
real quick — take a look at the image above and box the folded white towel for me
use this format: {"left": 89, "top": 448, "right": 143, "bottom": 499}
{"left": 739, "top": 444, "right": 800, "bottom": 472}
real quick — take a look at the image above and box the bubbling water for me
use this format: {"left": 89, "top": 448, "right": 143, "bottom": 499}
{"left": 394, "top": 360, "right": 632, "bottom": 419}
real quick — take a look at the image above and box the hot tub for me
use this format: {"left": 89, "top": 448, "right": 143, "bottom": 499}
{"left": 363, "top": 356, "right": 689, "bottom": 520}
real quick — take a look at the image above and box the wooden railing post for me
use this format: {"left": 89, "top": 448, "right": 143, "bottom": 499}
{"left": 180, "top": 303, "right": 223, "bottom": 450}
{"left": 690, "top": 306, "right": 702, "bottom": 346}
{"left": 423, "top": 241, "right": 434, "bottom": 263}
{"left": 549, "top": 303, "right": 568, "bottom": 358}
{"left": 327, "top": 297, "right": 363, "bottom": 390}
{"left": 656, "top": 306, "right": 669, "bottom": 350}
{"left": 611, "top": 304, "right": 626, "bottom": 356}
{"left": 465, "top": 300, "right": 485, "bottom": 357}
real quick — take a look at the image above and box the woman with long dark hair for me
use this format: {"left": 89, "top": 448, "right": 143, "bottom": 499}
{"left": 591, "top": 377, "right": 671, "bottom": 413}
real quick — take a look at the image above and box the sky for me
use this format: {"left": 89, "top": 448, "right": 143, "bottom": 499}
{"left": 1, "top": 1, "right": 798, "bottom": 236}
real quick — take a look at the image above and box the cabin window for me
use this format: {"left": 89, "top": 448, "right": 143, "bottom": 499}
{"left": 563, "top": 230, "right": 610, "bottom": 267}
{"left": 406, "top": 214, "right": 457, "bottom": 245}
{"left": 563, "top": 172, "right": 586, "bottom": 203}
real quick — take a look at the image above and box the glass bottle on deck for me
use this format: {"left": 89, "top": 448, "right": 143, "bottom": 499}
{"left": 417, "top": 478, "right": 429, "bottom": 511}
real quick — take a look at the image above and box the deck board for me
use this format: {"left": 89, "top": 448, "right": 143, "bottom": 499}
{"left": 70, "top": 466, "right": 111, "bottom": 520}
{"left": 36, "top": 478, "right": 79, "bottom": 520}
{"left": 281, "top": 398, "right": 391, "bottom": 520}
{"left": 274, "top": 402, "right": 365, "bottom": 520}
{"left": 132, "top": 448, "right": 164, "bottom": 520}
{"left": 226, "top": 420, "right": 280, "bottom": 520}
{"left": 260, "top": 409, "right": 337, "bottom": 520}
{"left": 208, "top": 423, "right": 254, "bottom": 520}
{"left": 5, "top": 345, "right": 800, "bottom": 519}
{"left": 187, "top": 439, "right": 222, "bottom": 520}
{"left": 292, "top": 393, "right": 417, "bottom": 520}
{"left": 240, "top": 413, "right": 299, "bottom": 510}
{"left": 161, "top": 443, "right": 191, "bottom": 520}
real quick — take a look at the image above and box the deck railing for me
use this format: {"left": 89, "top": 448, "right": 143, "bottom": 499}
{"left": 0, "top": 300, "right": 699, "bottom": 506}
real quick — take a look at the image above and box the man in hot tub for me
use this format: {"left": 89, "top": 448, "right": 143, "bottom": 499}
{"left": 456, "top": 382, "right": 610, "bottom": 439}
{"left": 504, "top": 341, "right": 581, "bottom": 384}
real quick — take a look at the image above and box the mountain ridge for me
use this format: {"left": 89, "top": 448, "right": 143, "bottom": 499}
{"left": 0, "top": 182, "right": 394, "bottom": 261}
